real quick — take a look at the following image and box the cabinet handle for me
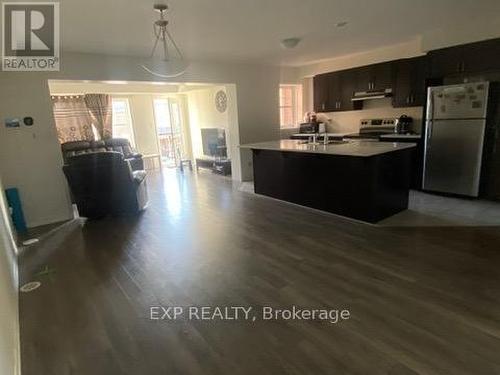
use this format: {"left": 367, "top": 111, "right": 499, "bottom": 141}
{"left": 406, "top": 96, "right": 410, "bottom": 104}
{"left": 321, "top": 103, "right": 325, "bottom": 110}
{"left": 461, "top": 62, "right": 466, "bottom": 72}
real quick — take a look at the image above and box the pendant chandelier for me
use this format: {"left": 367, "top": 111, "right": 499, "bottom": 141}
{"left": 140, "top": 3, "right": 188, "bottom": 78}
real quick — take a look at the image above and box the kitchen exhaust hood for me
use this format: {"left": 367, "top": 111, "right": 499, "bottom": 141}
{"left": 352, "top": 88, "right": 392, "bottom": 101}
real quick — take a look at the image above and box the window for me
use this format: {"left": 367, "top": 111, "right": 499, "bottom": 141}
{"left": 111, "top": 98, "right": 135, "bottom": 146}
{"left": 153, "top": 98, "right": 185, "bottom": 167}
{"left": 279, "top": 85, "right": 303, "bottom": 129}
{"left": 153, "top": 99, "right": 172, "bottom": 136}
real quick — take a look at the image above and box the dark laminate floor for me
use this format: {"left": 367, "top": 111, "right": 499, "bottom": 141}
{"left": 19, "top": 170, "right": 500, "bottom": 375}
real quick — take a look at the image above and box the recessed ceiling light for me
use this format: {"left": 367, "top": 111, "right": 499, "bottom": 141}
{"left": 335, "top": 21, "right": 348, "bottom": 28}
{"left": 281, "top": 37, "right": 301, "bottom": 49}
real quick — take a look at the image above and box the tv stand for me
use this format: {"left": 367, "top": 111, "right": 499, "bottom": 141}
{"left": 195, "top": 157, "right": 231, "bottom": 176}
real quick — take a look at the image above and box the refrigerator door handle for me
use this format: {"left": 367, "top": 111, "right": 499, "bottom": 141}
{"left": 426, "top": 87, "right": 435, "bottom": 120}
{"left": 427, "top": 120, "right": 433, "bottom": 148}
{"left": 494, "top": 127, "right": 499, "bottom": 154}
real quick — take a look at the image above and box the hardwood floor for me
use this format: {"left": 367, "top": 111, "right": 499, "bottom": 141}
{"left": 19, "top": 170, "right": 500, "bottom": 374}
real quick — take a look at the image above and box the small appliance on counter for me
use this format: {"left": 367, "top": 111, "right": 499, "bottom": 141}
{"left": 299, "top": 122, "right": 319, "bottom": 134}
{"left": 394, "top": 115, "right": 414, "bottom": 134}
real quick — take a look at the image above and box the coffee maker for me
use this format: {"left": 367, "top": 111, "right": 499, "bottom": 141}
{"left": 394, "top": 115, "right": 413, "bottom": 134}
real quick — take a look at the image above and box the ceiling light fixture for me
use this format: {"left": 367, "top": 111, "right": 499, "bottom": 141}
{"left": 281, "top": 37, "right": 301, "bottom": 49}
{"left": 335, "top": 21, "right": 348, "bottom": 28}
{"left": 140, "top": 3, "right": 188, "bottom": 79}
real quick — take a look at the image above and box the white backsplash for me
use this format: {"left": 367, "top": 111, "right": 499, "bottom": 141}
{"left": 316, "top": 98, "right": 424, "bottom": 134}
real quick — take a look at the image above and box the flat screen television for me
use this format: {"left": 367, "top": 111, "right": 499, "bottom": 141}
{"left": 201, "top": 128, "right": 227, "bottom": 158}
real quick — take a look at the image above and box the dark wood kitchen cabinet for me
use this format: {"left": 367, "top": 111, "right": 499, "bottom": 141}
{"left": 330, "top": 69, "right": 362, "bottom": 112}
{"left": 313, "top": 73, "right": 331, "bottom": 112}
{"left": 314, "top": 70, "right": 361, "bottom": 112}
{"left": 428, "top": 46, "right": 463, "bottom": 77}
{"left": 327, "top": 72, "right": 342, "bottom": 111}
{"left": 481, "top": 127, "right": 500, "bottom": 201}
{"left": 480, "top": 82, "right": 500, "bottom": 200}
{"left": 429, "top": 38, "right": 500, "bottom": 78}
{"left": 392, "top": 56, "right": 428, "bottom": 107}
{"left": 354, "top": 62, "right": 393, "bottom": 92}
{"left": 338, "top": 70, "right": 362, "bottom": 111}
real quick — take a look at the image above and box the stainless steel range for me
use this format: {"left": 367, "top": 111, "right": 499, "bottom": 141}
{"left": 344, "top": 118, "right": 397, "bottom": 140}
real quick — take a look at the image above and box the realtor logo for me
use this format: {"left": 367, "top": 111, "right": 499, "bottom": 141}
{"left": 2, "top": 2, "right": 59, "bottom": 71}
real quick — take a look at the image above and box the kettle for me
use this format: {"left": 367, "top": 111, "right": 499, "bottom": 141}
{"left": 395, "top": 115, "right": 413, "bottom": 134}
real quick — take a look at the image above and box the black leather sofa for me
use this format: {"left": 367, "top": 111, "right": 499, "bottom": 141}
{"left": 63, "top": 152, "right": 148, "bottom": 219}
{"left": 61, "top": 138, "right": 144, "bottom": 171}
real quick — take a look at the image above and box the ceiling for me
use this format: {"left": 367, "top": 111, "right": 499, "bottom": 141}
{"left": 60, "top": 0, "right": 500, "bottom": 66}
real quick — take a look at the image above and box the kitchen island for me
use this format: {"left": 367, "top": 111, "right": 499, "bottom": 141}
{"left": 241, "top": 140, "right": 416, "bottom": 223}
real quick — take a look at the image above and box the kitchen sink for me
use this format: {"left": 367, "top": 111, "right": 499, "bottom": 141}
{"left": 298, "top": 139, "right": 349, "bottom": 145}
{"left": 325, "top": 140, "right": 349, "bottom": 145}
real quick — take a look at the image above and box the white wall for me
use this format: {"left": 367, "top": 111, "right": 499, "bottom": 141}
{"left": 0, "top": 76, "right": 73, "bottom": 228}
{"left": 0, "top": 177, "right": 21, "bottom": 375}
{"left": 186, "top": 86, "right": 231, "bottom": 159}
{"left": 0, "top": 52, "right": 282, "bottom": 227}
{"left": 299, "top": 39, "right": 424, "bottom": 78}
{"left": 421, "top": 18, "right": 500, "bottom": 52}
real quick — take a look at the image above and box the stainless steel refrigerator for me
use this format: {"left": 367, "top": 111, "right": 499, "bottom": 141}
{"left": 423, "top": 82, "right": 490, "bottom": 197}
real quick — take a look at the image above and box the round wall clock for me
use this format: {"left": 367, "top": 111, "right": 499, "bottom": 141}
{"left": 215, "top": 90, "right": 228, "bottom": 113}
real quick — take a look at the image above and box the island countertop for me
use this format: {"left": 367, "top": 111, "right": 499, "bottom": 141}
{"left": 241, "top": 139, "right": 416, "bottom": 157}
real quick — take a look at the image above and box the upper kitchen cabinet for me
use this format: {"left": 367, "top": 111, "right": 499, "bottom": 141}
{"left": 338, "top": 70, "right": 362, "bottom": 111}
{"left": 354, "top": 62, "right": 393, "bottom": 92}
{"left": 462, "top": 38, "right": 500, "bottom": 74}
{"left": 327, "top": 73, "right": 342, "bottom": 112}
{"left": 429, "top": 38, "right": 500, "bottom": 78}
{"left": 313, "top": 70, "right": 362, "bottom": 112}
{"left": 313, "top": 73, "right": 331, "bottom": 112}
{"left": 428, "top": 46, "right": 463, "bottom": 77}
{"left": 392, "top": 56, "right": 428, "bottom": 107}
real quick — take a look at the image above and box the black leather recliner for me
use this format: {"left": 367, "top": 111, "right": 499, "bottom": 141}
{"left": 63, "top": 152, "right": 148, "bottom": 219}
{"left": 61, "top": 138, "right": 144, "bottom": 171}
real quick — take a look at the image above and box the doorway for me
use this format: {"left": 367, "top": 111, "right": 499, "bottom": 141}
{"left": 153, "top": 98, "right": 185, "bottom": 168}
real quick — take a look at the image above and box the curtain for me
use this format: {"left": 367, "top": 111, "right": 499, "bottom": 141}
{"left": 84, "top": 94, "right": 112, "bottom": 140}
{"left": 52, "top": 96, "right": 94, "bottom": 143}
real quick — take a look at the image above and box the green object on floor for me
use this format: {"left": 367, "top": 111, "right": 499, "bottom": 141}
{"left": 35, "top": 265, "right": 56, "bottom": 283}
{"left": 5, "top": 187, "right": 27, "bottom": 233}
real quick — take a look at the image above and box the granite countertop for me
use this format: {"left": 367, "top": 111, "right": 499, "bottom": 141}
{"left": 240, "top": 139, "right": 416, "bottom": 157}
{"left": 379, "top": 134, "right": 422, "bottom": 140}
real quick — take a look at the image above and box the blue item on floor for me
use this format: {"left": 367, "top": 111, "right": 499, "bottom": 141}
{"left": 5, "top": 187, "right": 27, "bottom": 233}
